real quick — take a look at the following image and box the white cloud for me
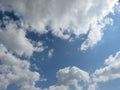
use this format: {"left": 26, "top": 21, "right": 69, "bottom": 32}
{"left": 46, "top": 85, "right": 68, "bottom": 90}
{"left": 87, "top": 51, "right": 120, "bottom": 90}
{"left": 50, "top": 51, "right": 120, "bottom": 90}
{"left": 80, "top": 17, "right": 113, "bottom": 50}
{"left": 0, "top": 1, "right": 120, "bottom": 89}
{"left": 0, "top": 17, "right": 45, "bottom": 57}
{"left": 40, "top": 78, "right": 47, "bottom": 82}
{"left": 0, "top": 11, "right": 45, "bottom": 90}
{"left": 42, "top": 66, "right": 89, "bottom": 90}
{"left": 0, "top": 44, "right": 41, "bottom": 90}
{"left": 93, "top": 51, "right": 120, "bottom": 82}
{"left": 0, "top": 20, "right": 34, "bottom": 57}
{"left": 32, "top": 41, "right": 46, "bottom": 52}
{"left": 56, "top": 66, "right": 90, "bottom": 90}
{"left": 0, "top": 0, "right": 118, "bottom": 50}
{"left": 88, "top": 83, "right": 97, "bottom": 90}
{"left": 48, "top": 49, "right": 54, "bottom": 58}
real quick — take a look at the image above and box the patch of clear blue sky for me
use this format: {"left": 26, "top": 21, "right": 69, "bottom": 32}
{"left": 99, "top": 79, "right": 120, "bottom": 90}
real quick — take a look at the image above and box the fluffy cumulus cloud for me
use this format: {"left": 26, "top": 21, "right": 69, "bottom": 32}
{"left": 93, "top": 51, "right": 120, "bottom": 82}
{"left": 80, "top": 17, "right": 113, "bottom": 50}
{"left": 1, "top": 45, "right": 120, "bottom": 90}
{"left": 32, "top": 41, "right": 46, "bottom": 53}
{"left": 54, "top": 51, "right": 120, "bottom": 90}
{"left": 0, "top": 16, "right": 45, "bottom": 57}
{"left": 0, "top": 0, "right": 118, "bottom": 50}
{"left": 87, "top": 51, "right": 120, "bottom": 90}
{"left": 0, "top": 44, "right": 40, "bottom": 90}
{"left": 42, "top": 66, "right": 90, "bottom": 90}
{"left": 0, "top": 11, "right": 45, "bottom": 90}
{"left": 0, "top": 20, "right": 34, "bottom": 57}
{"left": 88, "top": 83, "right": 97, "bottom": 90}
{"left": 44, "top": 85, "right": 68, "bottom": 90}
{"left": 56, "top": 66, "right": 90, "bottom": 90}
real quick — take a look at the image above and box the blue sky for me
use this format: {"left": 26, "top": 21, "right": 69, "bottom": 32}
{"left": 0, "top": 0, "right": 120, "bottom": 90}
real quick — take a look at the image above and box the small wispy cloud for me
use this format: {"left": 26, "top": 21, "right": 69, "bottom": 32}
{"left": 48, "top": 49, "right": 54, "bottom": 58}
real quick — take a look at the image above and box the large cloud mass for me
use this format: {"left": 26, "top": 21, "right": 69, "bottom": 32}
{"left": 0, "top": 44, "right": 40, "bottom": 90}
{"left": 0, "top": 0, "right": 118, "bottom": 50}
{"left": 0, "top": 9, "right": 44, "bottom": 90}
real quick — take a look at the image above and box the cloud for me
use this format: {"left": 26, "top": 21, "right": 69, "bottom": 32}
{"left": 0, "top": 15, "right": 45, "bottom": 57}
{"left": 56, "top": 66, "right": 90, "bottom": 90}
{"left": 80, "top": 17, "right": 113, "bottom": 50}
{"left": 87, "top": 83, "right": 98, "bottom": 90}
{"left": 42, "top": 66, "right": 90, "bottom": 90}
{"left": 93, "top": 51, "right": 120, "bottom": 82}
{"left": 0, "top": 44, "right": 41, "bottom": 90}
{"left": 1, "top": 48, "right": 118, "bottom": 90}
{"left": 0, "top": 20, "right": 34, "bottom": 57}
{"left": 0, "top": 0, "right": 118, "bottom": 50}
{"left": 0, "top": 13, "right": 44, "bottom": 90}
{"left": 46, "top": 85, "right": 68, "bottom": 90}
{"left": 41, "top": 66, "right": 90, "bottom": 90}
{"left": 48, "top": 49, "right": 54, "bottom": 58}
{"left": 87, "top": 51, "right": 120, "bottom": 90}
{"left": 55, "top": 51, "right": 120, "bottom": 90}
{"left": 32, "top": 41, "right": 46, "bottom": 52}
{"left": 0, "top": 1, "right": 120, "bottom": 89}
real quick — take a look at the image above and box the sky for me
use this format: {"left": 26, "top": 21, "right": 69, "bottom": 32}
{"left": 0, "top": 0, "right": 120, "bottom": 90}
